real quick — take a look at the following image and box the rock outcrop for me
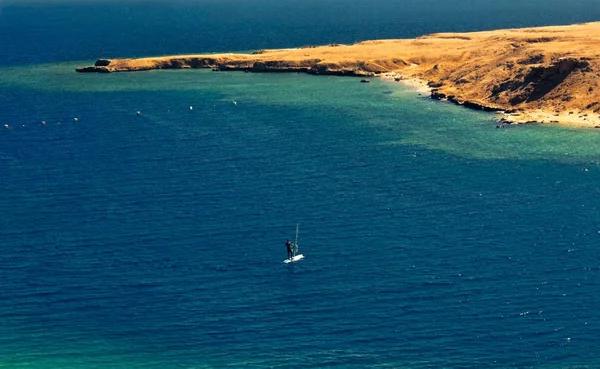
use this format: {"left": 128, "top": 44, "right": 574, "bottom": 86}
{"left": 490, "top": 58, "right": 591, "bottom": 105}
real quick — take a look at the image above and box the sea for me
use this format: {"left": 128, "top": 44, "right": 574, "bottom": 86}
{"left": 2, "top": 0, "right": 600, "bottom": 368}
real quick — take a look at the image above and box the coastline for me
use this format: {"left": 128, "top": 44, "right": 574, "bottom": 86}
{"left": 380, "top": 72, "right": 432, "bottom": 95}
{"left": 500, "top": 109, "right": 600, "bottom": 128}
{"left": 76, "top": 22, "right": 600, "bottom": 128}
{"left": 381, "top": 71, "right": 600, "bottom": 128}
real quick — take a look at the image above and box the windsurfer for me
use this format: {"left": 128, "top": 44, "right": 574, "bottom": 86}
{"left": 286, "top": 240, "right": 293, "bottom": 259}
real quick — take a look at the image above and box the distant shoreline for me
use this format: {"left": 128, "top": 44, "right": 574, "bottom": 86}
{"left": 77, "top": 22, "right": 600, "bottom": 127}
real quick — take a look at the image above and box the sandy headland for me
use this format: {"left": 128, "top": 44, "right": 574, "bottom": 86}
{"left": 77, "top": 22, "right": 600, "bottom": 127}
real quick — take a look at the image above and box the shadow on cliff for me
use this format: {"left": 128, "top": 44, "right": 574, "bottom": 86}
{"left": 490, "top": 58, "right": 591, "bottom": 105}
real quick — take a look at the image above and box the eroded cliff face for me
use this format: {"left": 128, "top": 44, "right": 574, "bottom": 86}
{"left": 500, "top": 58, "right": 591, "bottom": 104}
{"left": 424, "top": 55, "right": 597, "bottom": 113}
{"left": 76, "top": 22, "right": 600, "bottom": 121}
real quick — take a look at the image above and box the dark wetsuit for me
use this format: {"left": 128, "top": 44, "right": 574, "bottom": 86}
{"left": 286, "top": 240, "right": 293, "bottom": 259}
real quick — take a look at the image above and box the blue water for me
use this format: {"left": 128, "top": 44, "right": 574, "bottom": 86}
{"left": 2, "top": 0, "right": 600, "bottom": 66}
{"left": 2, "top": 1, "right": 600, "bottom": 368}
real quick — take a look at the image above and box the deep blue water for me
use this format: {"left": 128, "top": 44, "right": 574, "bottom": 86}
{"left": 1, "top": 0, "right": 600, "bottom": 65}
{"left": 2, "top": 1, "right": 600, "bottom": 368}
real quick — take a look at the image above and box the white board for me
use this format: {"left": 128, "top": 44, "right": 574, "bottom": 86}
{"left": 283, "top": 254, "right": 304, "bottom": 263}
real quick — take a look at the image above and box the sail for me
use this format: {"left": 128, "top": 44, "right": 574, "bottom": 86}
{"left": 293, "top": 223, "right": 299, "bottom": 256}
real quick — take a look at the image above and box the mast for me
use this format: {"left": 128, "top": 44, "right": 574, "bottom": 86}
{"left": 293, "top": 223, "right": 299, "bottom": 257}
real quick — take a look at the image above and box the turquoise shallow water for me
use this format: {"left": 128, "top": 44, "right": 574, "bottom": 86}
{"left": 2, "top": 1, "right": 600, "bottom": 368}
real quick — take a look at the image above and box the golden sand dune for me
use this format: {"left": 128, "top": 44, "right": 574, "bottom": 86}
{"left": 77, "top": 22, "right": 600, "bottom": 126}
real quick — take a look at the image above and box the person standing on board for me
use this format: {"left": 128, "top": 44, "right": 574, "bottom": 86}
{"left": 286, "top": 240, "right": 293, "bottom": 259}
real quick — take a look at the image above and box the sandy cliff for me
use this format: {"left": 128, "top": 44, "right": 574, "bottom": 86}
{"left": 77, "top": 22, "right": 600, "bottom": 126}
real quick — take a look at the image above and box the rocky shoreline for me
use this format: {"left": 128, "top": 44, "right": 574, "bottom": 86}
{"left": 76, "top": 56, "right": 381, "bottom": 76}
{"left": 76, "top": 22, "right": 600, "bottom": 127}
